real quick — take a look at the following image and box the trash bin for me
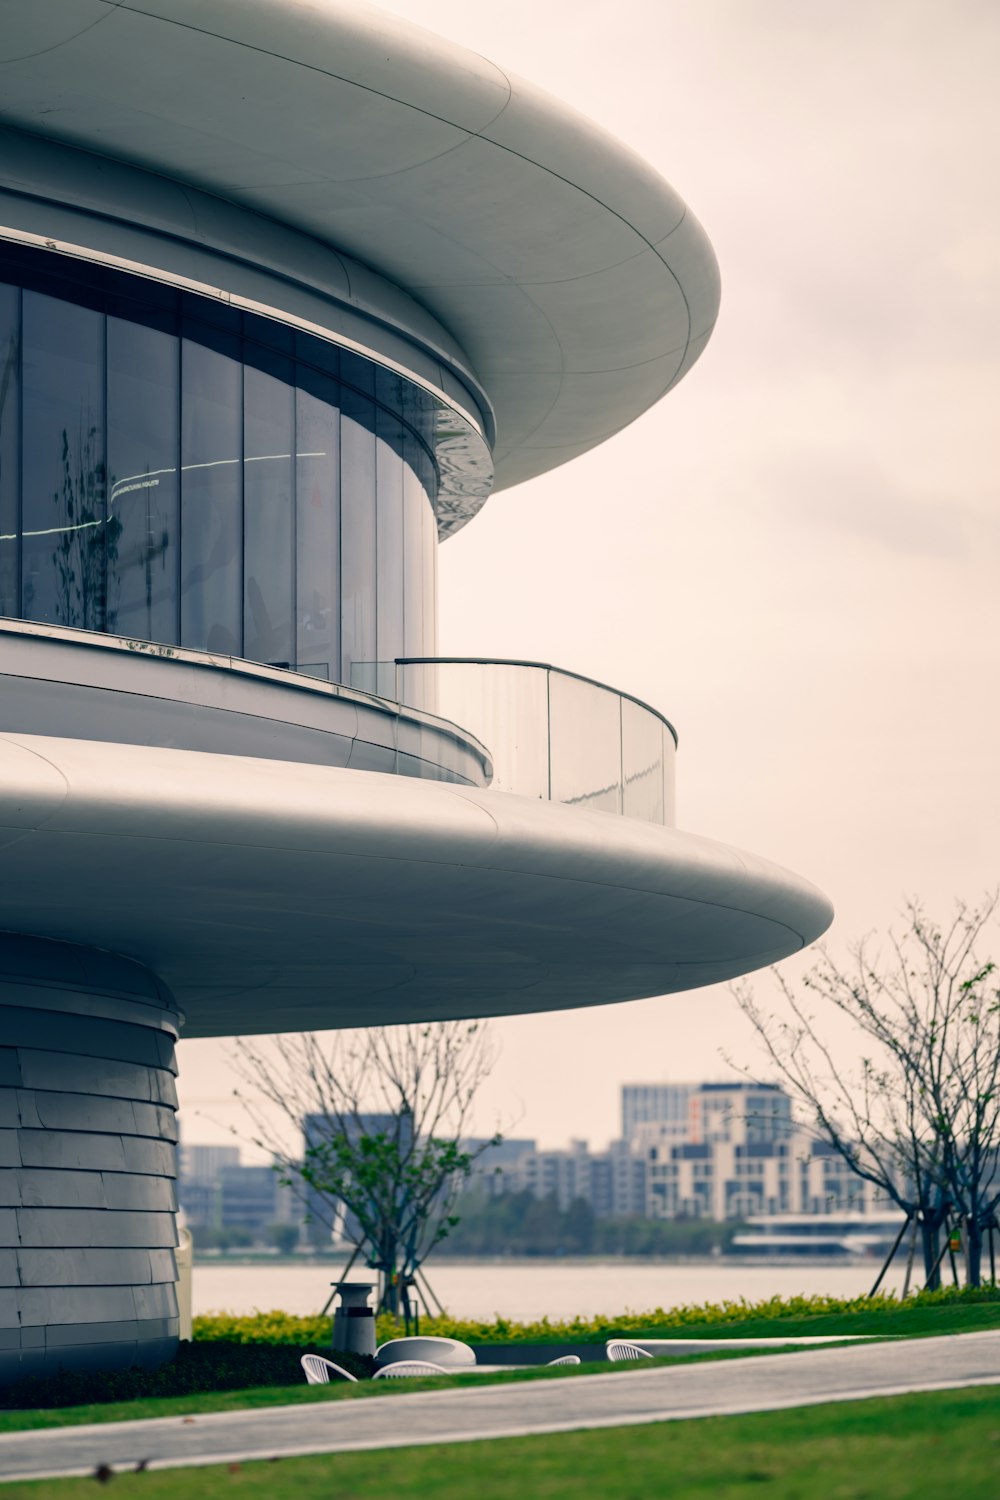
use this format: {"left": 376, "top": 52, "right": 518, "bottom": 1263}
{"left": 331, "top": 1281, "right": 376, "bottom": 1358}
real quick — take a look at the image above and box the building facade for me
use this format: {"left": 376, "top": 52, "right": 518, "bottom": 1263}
{"left": 622, "top": 1084, "right": 694, "bottom": 1144}
{"left": 477, "top": 1137, "right": 647, "bottom": 1220}
{"left": 0, "top": 1, "right": 832, "bottom": 1380}
{"left": 638, "top": 1083, "right": 889, "bottom": 1221}
{"left": 175, "top": 1143, "right": 240, "bottom": 1233}
{"left": 177, "top": 1146, "right": 296, "bottom": 1244}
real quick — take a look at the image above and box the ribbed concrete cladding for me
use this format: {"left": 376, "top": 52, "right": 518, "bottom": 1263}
{"left": 0, "top": 938, "right": 180, "bottom": 1382}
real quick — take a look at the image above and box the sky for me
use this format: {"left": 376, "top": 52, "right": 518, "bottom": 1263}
{"left": 176, "top": 0, "right": 1000, "bottom": 1158}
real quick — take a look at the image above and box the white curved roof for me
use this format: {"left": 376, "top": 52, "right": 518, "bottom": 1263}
{"left": 0, "top": 734, "right": 830, "bottom": 1037}
{"left": 0, "top": 0, "right": 720, "bottom": 492}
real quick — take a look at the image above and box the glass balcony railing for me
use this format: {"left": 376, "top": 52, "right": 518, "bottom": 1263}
{"left": 354, "top": 658, "right": 677, "bottom": 826}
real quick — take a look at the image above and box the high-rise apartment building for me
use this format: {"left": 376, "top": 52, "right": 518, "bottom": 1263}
{"left": 690, "top": 1084, "right": 794, "bottom": 1147}
{"left": 621, "top": 1085, "right": 694, "bottom": 1143}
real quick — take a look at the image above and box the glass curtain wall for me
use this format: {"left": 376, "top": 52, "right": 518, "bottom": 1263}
{"left": 106, "top": 314, "right": 179, "bottom": 645}
{"left": 21, "top": 293, "right": 105, "bottom": 630}
{"left": 0, "top": 244, "right": 440, "bottom": 684}
{"left": 0, "top": 284, "right": 19, "bottom": 618}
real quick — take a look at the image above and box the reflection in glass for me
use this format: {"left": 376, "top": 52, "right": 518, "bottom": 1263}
{"left": 375, "top": 411, "right": 404, "bottom": 697}
{"left": 106, "top": 317, "right": 179, "bottom": 644}
{"left": 622, "top": 695, "right": 664, "bottom": 824}
{"left": 549, "top": 670, "right": 622, "bottom": 814}
{"left": 244, "top": 356, "right": 294, "bottom": 667}
{"left": 181, "top": 334, "right": 242, "bottom": 654}
{"left": 340, "top": 391, "right": 376, "bottom": 687}
{"left": 401, "top": 447, "right": 425, "bottom": 660}
{"left": 295, "top": 373, "right": 340, "bottom": 679}
{"left": 21, "top": 292, "right": 105, "bottom": 629}
{"left": 421, "top": 454, "right": 438, "bottom": 658}
{"left": 0, "top": 244, "right": 442, "bottom": 682}
{"left": 0, "top": 283, "right": 18, "bottom": 617}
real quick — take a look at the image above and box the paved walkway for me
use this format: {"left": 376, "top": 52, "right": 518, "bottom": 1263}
{"left": 2, "top": 1331, "right": 999, "bottom": 1483}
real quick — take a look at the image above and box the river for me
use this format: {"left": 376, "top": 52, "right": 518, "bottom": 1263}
{"left": 192, "top": 1258, "right": 915, "bottom": 1321}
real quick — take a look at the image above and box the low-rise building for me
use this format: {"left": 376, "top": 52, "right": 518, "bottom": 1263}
{"left": 178, "top": 1144, "right": 297, "bottom": 1241}
{"left": 484, "top": 1137, "right": 646, "bottom": 1218}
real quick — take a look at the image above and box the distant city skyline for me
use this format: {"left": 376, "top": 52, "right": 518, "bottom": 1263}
{"left": 177, "top": 0, "right": 1000, "bottom": 1155}
{"left": 177, "top": 1077, "right": 889, "bottom": 1237}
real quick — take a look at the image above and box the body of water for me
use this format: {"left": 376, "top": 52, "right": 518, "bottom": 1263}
{"left": 193, "top": 1258, "right": 914, "bottom": 1321}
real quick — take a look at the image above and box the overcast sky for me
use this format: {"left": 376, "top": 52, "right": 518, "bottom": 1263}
{"left": 177, "top": 0, "right": 1000, "bottom": 1156}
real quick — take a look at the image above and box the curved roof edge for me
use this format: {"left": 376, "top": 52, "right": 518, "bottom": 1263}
{"left": 0, "top": 732, "right": 832, "bottom": 1034}
{"left": 0, "top": 0, "right": 721, "bottom": 496}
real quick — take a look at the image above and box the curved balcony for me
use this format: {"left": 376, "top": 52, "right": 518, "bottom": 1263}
{"left": 359, "top": 658, "right": 678, "bottom": 827}
{"left": 0, "top": 622, "right": 493, "bottom": 789}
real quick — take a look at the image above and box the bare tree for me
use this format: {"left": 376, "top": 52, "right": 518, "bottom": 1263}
{"left": 233, "top": 1022, "right": 500, "bottom": 1318}
{"left": 732, "top": 896, "right": 1000, "bottom": 1288}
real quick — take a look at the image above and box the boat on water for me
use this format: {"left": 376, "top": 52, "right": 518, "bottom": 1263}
{"left": 732, "top": 1213, "right": 905, "bottom": 1258}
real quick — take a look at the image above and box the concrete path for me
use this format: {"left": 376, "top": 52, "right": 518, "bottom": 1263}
{"left": 2, "top": 1331, "right": 999, "bottom": 1483}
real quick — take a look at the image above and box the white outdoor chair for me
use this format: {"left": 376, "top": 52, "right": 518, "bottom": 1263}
{"left": 372, "top": 1359, "right": 448, "bottom": 1379}
{"left": 376, "top": 1335, "right": 475, "bottom": 1369}
{"left": 300, "top": 1353, "right": 358, "bottom": 1384}
{"left": 547, "top": 1355, "right": 581, "bottom": 1366}
{"left": 606, "top": 1340, "right": 653, "bottom": 1362}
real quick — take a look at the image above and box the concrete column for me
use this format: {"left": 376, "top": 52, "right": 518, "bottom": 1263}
{"left": 0, "top": 935, "right": 181, "bottom": 1383}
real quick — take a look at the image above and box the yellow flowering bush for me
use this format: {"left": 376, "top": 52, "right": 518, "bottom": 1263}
{"left": 193, "top": 1284, "right": 1000, "bottom": 1347}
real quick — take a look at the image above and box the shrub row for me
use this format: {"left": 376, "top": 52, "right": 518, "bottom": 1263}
{"left": 0, "top": 1340, "right": 374, "bottom": 1412}
{"left": 193, "top": 1283, "right": 1000, "bottom": 1348}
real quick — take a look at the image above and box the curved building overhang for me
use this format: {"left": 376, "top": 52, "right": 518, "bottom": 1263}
{"left": 0, "top": 0, "right": 721, "bottom": 496}
{"left": 0, "top": 734, "right": 832, "bottom": 1038}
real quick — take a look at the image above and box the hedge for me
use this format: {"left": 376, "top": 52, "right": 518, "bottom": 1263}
{"left": 193, "top": 1283, "right": 1000, "bottom": 1348}
{"left": 0, "top": 1340, "right": 374, "bottom": 1412}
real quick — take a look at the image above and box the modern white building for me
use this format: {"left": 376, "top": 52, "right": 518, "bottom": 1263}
{"left": 639, "top": 1086, "right": 893, "bottom": 1222}
{"left": 622, "top": 1084, "right": 694, "bottom": 1144}
{"left": 0, "top": 1, "right": 832, "bottom": 1380}
{"left": 488, "top": 1137, "right": 649, "bottom": 1221}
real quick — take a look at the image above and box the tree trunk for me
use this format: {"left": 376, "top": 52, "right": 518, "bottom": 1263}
{"left": 966, "top": 1221, "right": 983, "bottom": 1288}
{"left": 375, "top": 1243, "right": 401, "bottom": 1315}
{"left": 921, "top": 1218, "right": 942, "bottom": 1290}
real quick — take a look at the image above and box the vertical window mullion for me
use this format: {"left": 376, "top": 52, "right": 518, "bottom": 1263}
{"left": 290, "top": 364, "right": 297, "bottom": 671}
{"left": 100, "top": 310, "right": 108, "bottom": 632}
{"left": 238, "top": 340, "right": 245, "bottom": 660}
{"left": 175, "top": 313, "right": 182, "bottom": 646}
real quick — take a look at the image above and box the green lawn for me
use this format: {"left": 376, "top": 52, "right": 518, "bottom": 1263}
{"left": 622, "top": 1296, "right": 1000, "bottom": 1340}
{"left": 4, "top": 1386, "right": 999, "bottom": 1498}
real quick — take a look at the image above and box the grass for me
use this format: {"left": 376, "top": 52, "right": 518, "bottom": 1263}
{"left": 3, "top": 1386, "right": 1000, "bottom": 1498}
